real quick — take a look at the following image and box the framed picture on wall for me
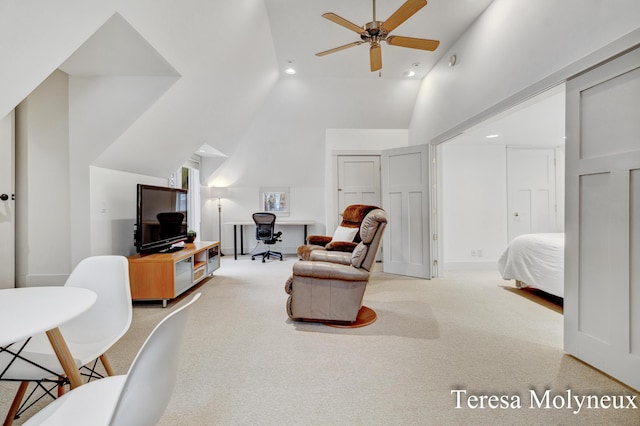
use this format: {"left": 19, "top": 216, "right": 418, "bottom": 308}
{"left": 259, "top": 187, "right": 290, "bottom": 216}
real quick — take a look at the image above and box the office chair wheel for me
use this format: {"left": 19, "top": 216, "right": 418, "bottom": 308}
{"left": 251, "top": 256, "right": 255, "bottom": 261}
{"left": 262, "top": 259, "right": 265, "bottom": 263}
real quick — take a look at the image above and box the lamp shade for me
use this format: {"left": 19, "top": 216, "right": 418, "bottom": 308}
{"left": 210, "top": 186, "right": 229, "bottom": 199}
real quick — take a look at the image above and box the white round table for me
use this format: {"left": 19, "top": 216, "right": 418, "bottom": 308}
{"left": 0, "top": 286, "right": 97, "bottom": 388}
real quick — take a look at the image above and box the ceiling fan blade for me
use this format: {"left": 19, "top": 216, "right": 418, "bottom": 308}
{"left": 386, "top": 36, "right": 440, "bottom": 51}
{"left": 322, "top": 12, "right": 365, "bottom": 34}
{"left": 370, "top": 44, "right": 382, "bottom": 72}
{"left": 316, "top": 41, "right": 365, "bottom": 57}
{"left": 381, "top": 0, "right": 427, "bottom": 33}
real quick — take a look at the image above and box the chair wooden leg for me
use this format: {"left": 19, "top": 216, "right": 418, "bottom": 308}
{"left": 57, "top": 376, "right": 66, "bottom": 397}
{"left": 99, "top": 354, "right": 115, "bottom": 376}
{"left": 3, "top": 381, "right": 28, "bottom": 426}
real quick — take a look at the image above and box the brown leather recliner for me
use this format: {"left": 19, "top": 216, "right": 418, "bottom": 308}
{"left": 297, "top": 204, "right": 379, "bottom": 261}
{"left": 285, "top": 208, "right": 387, "bottom": 323}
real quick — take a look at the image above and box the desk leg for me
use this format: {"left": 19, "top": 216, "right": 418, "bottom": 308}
{"left": 46, "top": 328, "right": 83, "bottom": 389}
{"left": 303, "top": 225, "right": 308, "bottom": 244}
{"left": 240, "top": 226, "right": 244, "bottom": 255}
{"left": 233, "top": 225, "right": 238, "bottom": 260}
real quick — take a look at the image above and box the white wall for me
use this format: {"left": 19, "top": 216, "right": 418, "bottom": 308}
{"left": 441, "top": 144, "right": 507, "bottom": 270}
{"left": 90, "top": 167, "right": 167, "bottom": 257}
{"left": 409, "top": 0, "right": 640, "bottom": 145}
{"left": 15, "top": 70, "right": 71, "bottom": 287}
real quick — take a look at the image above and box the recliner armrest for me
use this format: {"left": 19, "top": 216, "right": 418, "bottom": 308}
{"left": 293, "top": 261, "right": 369, "bottom": 281}
{"left": 325, "top": 241, "right": 358, "bottom": 252}
{"left": 308, "top": 250, "right": 351, "bottom": 265}
{"left": 306, "top": 235, "right": 332, "bottom": 246}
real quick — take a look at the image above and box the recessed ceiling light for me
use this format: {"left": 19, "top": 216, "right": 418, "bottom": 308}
{"left": 284, "top": 60, "right": 296, "bottom": 75}
{"left": 403, "top": 70, "right": 416, "bottom": 77}
{"left": 486, "top": 134, "right": 499, "bottom": 139}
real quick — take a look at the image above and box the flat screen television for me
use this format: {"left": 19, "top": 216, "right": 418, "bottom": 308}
{"left": 135, "top": 184, "right": 188, "bottom": 254}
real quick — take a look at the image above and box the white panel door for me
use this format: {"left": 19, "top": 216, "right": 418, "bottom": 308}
{"left": 337, "top": 155, "right": 381, "bottom": 220}
{"left": 381, "top": 145, "right": 431, "bottom": 278}
{"left": 0, "top": 112, "right": 15, "bottom": 288}
{"left": 565, "top": 46, "right": 640, "bottom": 390}
{"left": 507, "top": 147, "right": 558, "bottom": 241}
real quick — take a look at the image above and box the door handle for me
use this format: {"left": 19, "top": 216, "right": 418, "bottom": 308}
{"left": 0, "top": 194, "right": 9, "bottom": 201}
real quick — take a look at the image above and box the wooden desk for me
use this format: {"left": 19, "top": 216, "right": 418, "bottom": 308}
{"left": 0, "top": 287, "right": 97, "bottom": 389}
{"left": 226, "top": 220, "right": 314, "bottom": 260}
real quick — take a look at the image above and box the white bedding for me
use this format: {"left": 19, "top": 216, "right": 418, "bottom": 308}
{"left": 497, "top": 233, "right": 564, "bottom": 298}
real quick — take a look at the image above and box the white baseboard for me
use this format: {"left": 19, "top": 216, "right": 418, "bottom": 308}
{"left": 19, "top": 274, "right": 67, "bottom": 287}
{"left": 444, "top": 260, "right": 498, "bottom": 271}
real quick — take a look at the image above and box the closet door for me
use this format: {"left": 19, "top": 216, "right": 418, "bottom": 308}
{"left": 337, "top": 155, "right": 381, "bottom": 217}
{"left": 565, "top": 47, "right": 640, "bottom": 390}
{"left": 506, "top": 147, "right": 558, "bottom": 242}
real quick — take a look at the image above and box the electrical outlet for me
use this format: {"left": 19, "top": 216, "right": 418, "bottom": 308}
{"left": 476, "top": 249, "right": 483, "bottom": 257}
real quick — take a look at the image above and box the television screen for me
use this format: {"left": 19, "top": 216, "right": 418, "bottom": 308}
{"left": 136, "top": 184, "right": 188, "bottom": 253}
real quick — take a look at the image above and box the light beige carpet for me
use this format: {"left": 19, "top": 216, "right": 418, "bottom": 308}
{"left": 2, "top": 256, "right": 639, "bottom": 425}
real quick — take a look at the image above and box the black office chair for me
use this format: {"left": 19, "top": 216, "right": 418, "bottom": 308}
{"left": 251, "top": 212, "right": 283, "bottom": 262}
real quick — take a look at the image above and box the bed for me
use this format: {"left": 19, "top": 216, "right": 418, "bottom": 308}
{"left": 497, "top": 233, "right": 564, "bottom": 298}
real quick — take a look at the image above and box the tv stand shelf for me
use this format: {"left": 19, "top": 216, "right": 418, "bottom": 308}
{"left": 127, "top": 241, "right": 219, "bottom": 307}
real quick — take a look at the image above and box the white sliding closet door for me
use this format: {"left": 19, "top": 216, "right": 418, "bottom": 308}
{"left": 564, "top": 46, "right": 640, "bottom": 390}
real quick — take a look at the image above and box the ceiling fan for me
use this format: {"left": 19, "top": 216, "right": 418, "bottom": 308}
{"left": 316, "top": 0, "right": 440, "bottom": 72}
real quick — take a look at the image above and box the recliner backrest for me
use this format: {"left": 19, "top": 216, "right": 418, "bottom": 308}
{"left": 340, "top": 204, "right": 380, "bottom": 243}
{"left": 350, "top": 209, "right": 387, "bottom": 271}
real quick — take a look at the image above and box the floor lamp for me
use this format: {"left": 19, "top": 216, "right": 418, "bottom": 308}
{"left": 210, "top": 186, "right": 229, "bottom": 256}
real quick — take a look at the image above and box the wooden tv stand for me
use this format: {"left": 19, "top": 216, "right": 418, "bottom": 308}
{"left": 127, "top": 241, "right": 219, "bottom": 307}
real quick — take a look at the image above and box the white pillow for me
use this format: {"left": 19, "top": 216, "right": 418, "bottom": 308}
{"left": 332, "top": 225, "right": 358, "bottom": 242}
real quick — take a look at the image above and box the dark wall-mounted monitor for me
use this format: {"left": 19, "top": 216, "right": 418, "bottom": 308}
{"left": 135, "top": 184, "right": 188, "bottom": 254}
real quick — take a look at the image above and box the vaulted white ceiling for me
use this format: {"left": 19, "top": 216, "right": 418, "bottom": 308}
{"left": 0, "top": 0, "right": 496, "bottom": 179}
{"left": 265, "top": 0, "right": 494, "bottom": 79}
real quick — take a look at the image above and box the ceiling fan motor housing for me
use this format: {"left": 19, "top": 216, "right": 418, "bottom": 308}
{"left": 361, "top": 21, "right": 387, "bottom": 43}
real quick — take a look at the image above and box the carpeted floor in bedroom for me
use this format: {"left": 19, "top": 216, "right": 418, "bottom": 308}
{"left": 1, "top": 255, "right": 638, "bottom": 425}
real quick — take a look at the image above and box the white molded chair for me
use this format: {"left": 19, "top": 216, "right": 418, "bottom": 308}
{"left": 23, "top": 293, "right": 201, "bottom": 426}
{"left": 0, "top": 256, "right": 132, "bottom": 423}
